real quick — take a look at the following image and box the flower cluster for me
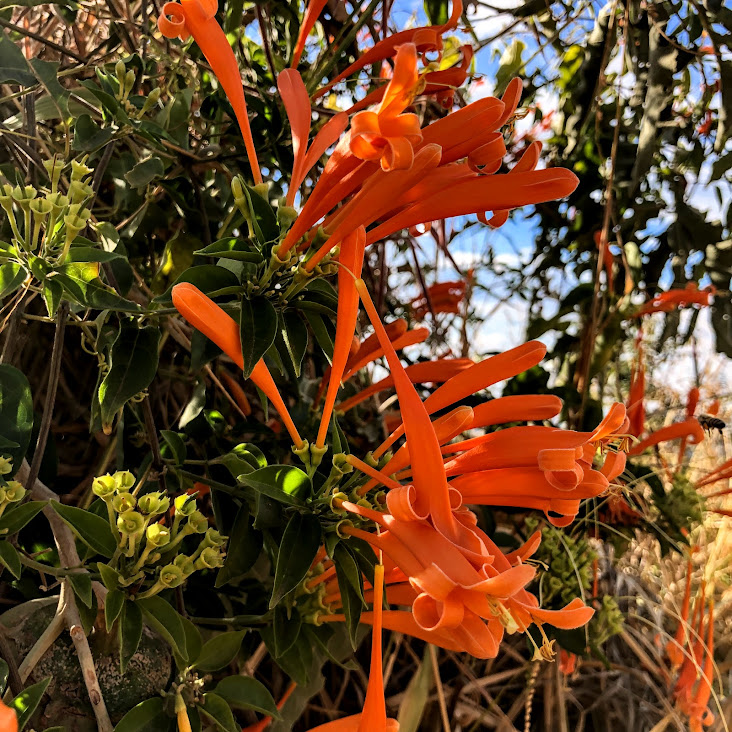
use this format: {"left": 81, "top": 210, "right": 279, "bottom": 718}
{"left": 0, "top": 457, "right": 25, "bottom": 523}
{"left": 93, "top": 471, "right": 226, "bottom": 597}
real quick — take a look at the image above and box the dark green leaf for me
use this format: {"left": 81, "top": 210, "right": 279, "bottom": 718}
{"left": 69, "top": 572, "right": 93, "bottom": 608}
{"left": 0, "top": 540, "right": 21, "bottom": 578}
{"left": 113, "top": 697, "right": 169, "bottom": 732}
{"left": 0, "top": 33, "right": 35, "bottom": 86}
{"left": 124, "top": 157, "right": 165, "bottom": 189}
{"left": 41, "top": 279, "right": 63, "bottom": 317}
{"left": 215, "top": 505, "right": 262, "bottom": 587}
{"left": 50, "top": 501, "right": 116, "bottom": 557}
{"left": 214, "top": 675, "right": 280, "bottom": 717}
{"left": 273, "top": 605, "right": 301, "bottom": 657}
{"left": 194, "top": 238, "right": 264, "bottom": 262}
{"left": 53, "top": 271, "right": 139, "bottom": 311}
{"left": 105, "top": 589, "right": 125, "bottom": 631}
{"left": 98, "top": 324, "right": 160, "bottom": 432}
{"left": 0, "top": 364, "right": 33, "bottom": 473}
{"left": 239, "top": 296, "right": 278, "bottom": 378}
{"left": 154, "top": 264, "right": 240, "bottom": 304}
{"left": 302, "top": 310, "right": 334, "bottom": 363}
{"left": 179, "top": 613, "right": 203, "bottom": 668}
{"left": 333, "top": 543, "right": 364, "bottom": 649}
{"left": 270, "top": 513, "right": 321, "bottom": 608}
{"left": 137, "top": 595, "right": 188, "bottom": 661}
{"left": 9, "top": 677, "right": 51, "bottom": 729}
{"left": 240, "top": 185, "right": 278, "bottom": 246}
{"left": 160, "top": 430, "right": 186, "bottom": 465}
{"left": 237, "top": 465, "right": 311, "bottom": 507}
{"left": 66, "top": 247, "right": 125, "bottom": 264}
{"left": 97, "top": 561, "right": 120, "bottom": 591}
{"left": 29, "top": 58, "right": 68, "bottom": 117}
{"left": 194, "top": 630, "right": 246, "bottom": 672}
{"left": 280, "top": 311, "right": 308, "bottom": 378}
{"left": 72, "top": 113, "right": 114, "bottom": 152}
{"left": 198, "top": 692, "right": 238, "bottom": 732}
{"left": 0, "top": 501, "right": 45, "bottom": 536}
{"left": 119, "top": 599, "right": 143, "bottom": 673}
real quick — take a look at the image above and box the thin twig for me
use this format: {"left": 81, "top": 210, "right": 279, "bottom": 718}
{"left": 0, "top": 17, "right": 85, "bottom": 61}
{"left": 0, "top": 624, "right": 24, "bottom": 695}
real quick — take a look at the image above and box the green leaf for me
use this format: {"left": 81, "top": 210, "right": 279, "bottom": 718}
{"left": 273, "top": 605, "right": 301, "bottom": 657}
{"left": 214, "top": 675, "right": 280, "bottom": 717}
{"left": 0, "top": 33, "right": 35, "bottom": 86}
{"left": 98, "top": 324, "right": 160, "bottom": 433}
{"left": 333, "top": 543, "right": 364, "bottom": 649}
{"left": 29, "top": 58, "right": 68, "bottom": 118}
{"left": 494, "top": 38, "right": 525, "bottom": 98}
{"left": 237, "top": 465, "right": 311, "bottom": 507}
{"left": 52, "top": 271, "right": 138, "bottom": 311}
{"left": 179, "top": 613, "right": 203, "bottom": 668}
{"left": 0, "top": 364, "right": 33, "bottom": 474}
{"left": 240, "top": 185, "right": 278, "bottom": 246}
{"left": 0, "top": 540, "right": 21, "bottom": 578}
{"left": 41, "top": 279, "right": 63, "bottom": 317}
{"left": 160, "top": 430, "right": 186, "bottom": 465}
{"left": 72, "top": 113, "right": 114, "bottom": 152}
{"left": 50, "top": 501, "right": 116, "bottom": 557}
{"left": 215, "top": 505, "right": 262, "bottom": 587}
{"left": 0, "top": 262, "right": 25, "bottom": 299}
{"left": 137, "top": 595, "right": 188, "bottom": 661}
{"left": 194, "top": 238, "right": 264, "bottom": 262}
{"left": 69, "top": 572, "right": 93, "bottom": 608}
{"left": 302, "top": 310, "right": 334, "bottom": 364}
{"left": 424, "top": 0, "right": 448, "bottom": 25}
{"left": 124, "top": 157, "right": 165, "bottom": 189}
{"left": 105, "top": 589, "right": 125, "bottom": 631}
{"left": 113, "top": 697, "right": 169, "bottom": 732}
{"left": 280, "top": 311, "right": 308, "bottom": 378}
{"left": 194, "top": 630, "right": 246, "bottom": 672}
{"left": 270, "top": 513, "right": 321, "bottom": 608}
{"left": 66, "top": 247, "right": 125, "bottom": 264}
{"left": 97, "top": 561, "right": 121, "bottom": 591}
{"left": 239, "top": 296, "right": 278, "bottom": 379}
{"left": 396, "top": 648, "right": 432, "bottom": 732}
{"left": 9, "top": 677, "right": 51, "bottom": 729}
{"left": 119, "top": 599, "right": 143, "bottom": 673}
{"left": 198, "top": 692, "right": 238, "bottom": 732}
{"left": 154, "top": 264, "right": 240, "bottom": 304}
{"left": 0, "top": 501, "right": 45, "bottom": 536}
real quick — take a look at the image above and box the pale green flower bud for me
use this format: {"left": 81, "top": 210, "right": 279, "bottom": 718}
{"left": 11, "top": 185, "right": 37, "bottom": 210}
{"left": 115, "top": 60, "right": 126, "bottom": 81}
{"left": 202, "top": 528, "right": 226, "bottom": 548}
{"left": 0, "top": 456, "right": 12, "bottom": 475}
{"left": 146, "top": 523, "right": 171, "bottom": 548}
{"left": 231, "top": 175, "right": 245, "bottom": 204}
{"left": 70, "top": 159, "right": 93, "bottom": 182}
{"left": 195, "top": 547, "right": 224, "bottom": 570}
{"left": 187, "top": 510, "right": 208, "bottom": 534}
{"left": 4, "top": 481, "right": 25, "bottom": 503}
{"left": 138, "top": 492, "right": 170, "bottom": 515}
{"left": 158, "top": 563, "right": 185, "bottom": 588}
{"left": 173, "top": 554, "right": 195, "bottom": 575}
{"left": 117, "top": 510, "right": 145, "bottom": 535}
{"left": 112, "top": 493, "right": 136, "bottom": 513}
{"left": 68, "top": 180, "right": 93, "bottom": 205}
{"left": 124, "top": 69, "right": 135, "bottom": 95}
{"left": 92, "top": 474, "right": 117, "bottom": 500}
{"left": 140, "top": 87, "right": 161, "bottom": 115}
{"left": 114, "top": 470, "right": 136, "bottom": 491}
{"left": 174, "top": 494, "right": 197, "bottom": 516}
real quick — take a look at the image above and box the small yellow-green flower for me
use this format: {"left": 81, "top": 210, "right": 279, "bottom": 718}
{"left": 92, "top": 474, "right": 117, "bottom": 500}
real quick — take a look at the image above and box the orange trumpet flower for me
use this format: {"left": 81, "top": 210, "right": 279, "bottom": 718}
{"left": 634, "top": 283, "right": 715, "bottom": 317}
{"left": 171, "top": 283, "right": 305, "bottom": 447}
{"left": 0, "top": 700, "right": 17, "bottom": 732}
{"left": 158, "top": 0, "right": 262, "bottom": 184}
{"left": 312, "top": 0, "right": 463, "bottom": 100}
{"left": 290, "top": 0, "right": 329, "bottom": 68}
{"left": 628, "top": 418, "right": 705, "bottom": 456}
{"left": 349, "top": 43, "right": 423, "bottom": 171}
{"left": 411, "top": 280, "right": 467, "bottom": 319}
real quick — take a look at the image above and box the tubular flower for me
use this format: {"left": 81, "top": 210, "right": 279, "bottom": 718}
{"left": 171, "top": 283, "right": 305, "bottom": 448}
{"left": 312, "top": 0, "right": 464, "bottom": 101}
{"left": 559, "top": 649, "right": 578, "bottom": 675}
{"left": 666, "top": 557, "right": 694, "bottom": 669}
{"left": 336, "top": 358, "right": 474, "bottom": 413}
{"left": 322, "top": 281, "right": 596, "bottom": 657}
{"left": 347, "top": 45, "right": 474, "bottom": 115}
{"left": 276, "top": 78, "right": 578, "bottom": 274}
{"left": 157, "top": 0, "right": 261, "bottom": 184}
{"left": 628, "top": 418, "right": 705, "bottom": 457}
{"left": 290, "top": 0, "right": 329, "bottom": 68}
{"left": 310, "top": 565, "right": 399, "bottom": 731}
{"left": 349, "top": 43, "right": 423, "bottom": 172}
{"left": 0, "top": 699, "right": 17, "bottom": 732}
{"left": 279, "top": 69, "right": 348, "bottom": 206}
{"left": 317, "top": 226, "right": 367, "bottom": 446}
{"left": 634, "top": 283, "right": 715, "bottom": 317}
{"left": 411, "top": 280, "right": 467, "bottom": 319}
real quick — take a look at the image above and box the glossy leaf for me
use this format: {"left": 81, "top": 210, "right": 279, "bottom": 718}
{"left": 214, "top": 675, "right": 280, "bottom": 717}
{"left": 194, "top": 630, "right": 246, "bottom": 672}
{"left": 239, "top": 296, "right": 278, "bottom": 378}
{"left": 237, "top": 465, "right": 311, "bottom": 507}
{"left": 270, "top": 513, "right": 321, "bottom": 608}
{"left": 50, "top": 501, "right": 116, "bottom": 557}
{"left": 0, "top": 364, "right": 33, "bottom": 474}
{"left": 119, "top": 599, "right": 143, "bottom": 673}
{"left": 0, "top": 501, "right": 45, "bottom": 537}
{"left": 0, "top": 540, "right": 21, "bottom": 578}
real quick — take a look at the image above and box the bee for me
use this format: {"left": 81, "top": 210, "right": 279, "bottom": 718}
{"left": 697, "top": 414, "right": 726, "bottom": 434}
